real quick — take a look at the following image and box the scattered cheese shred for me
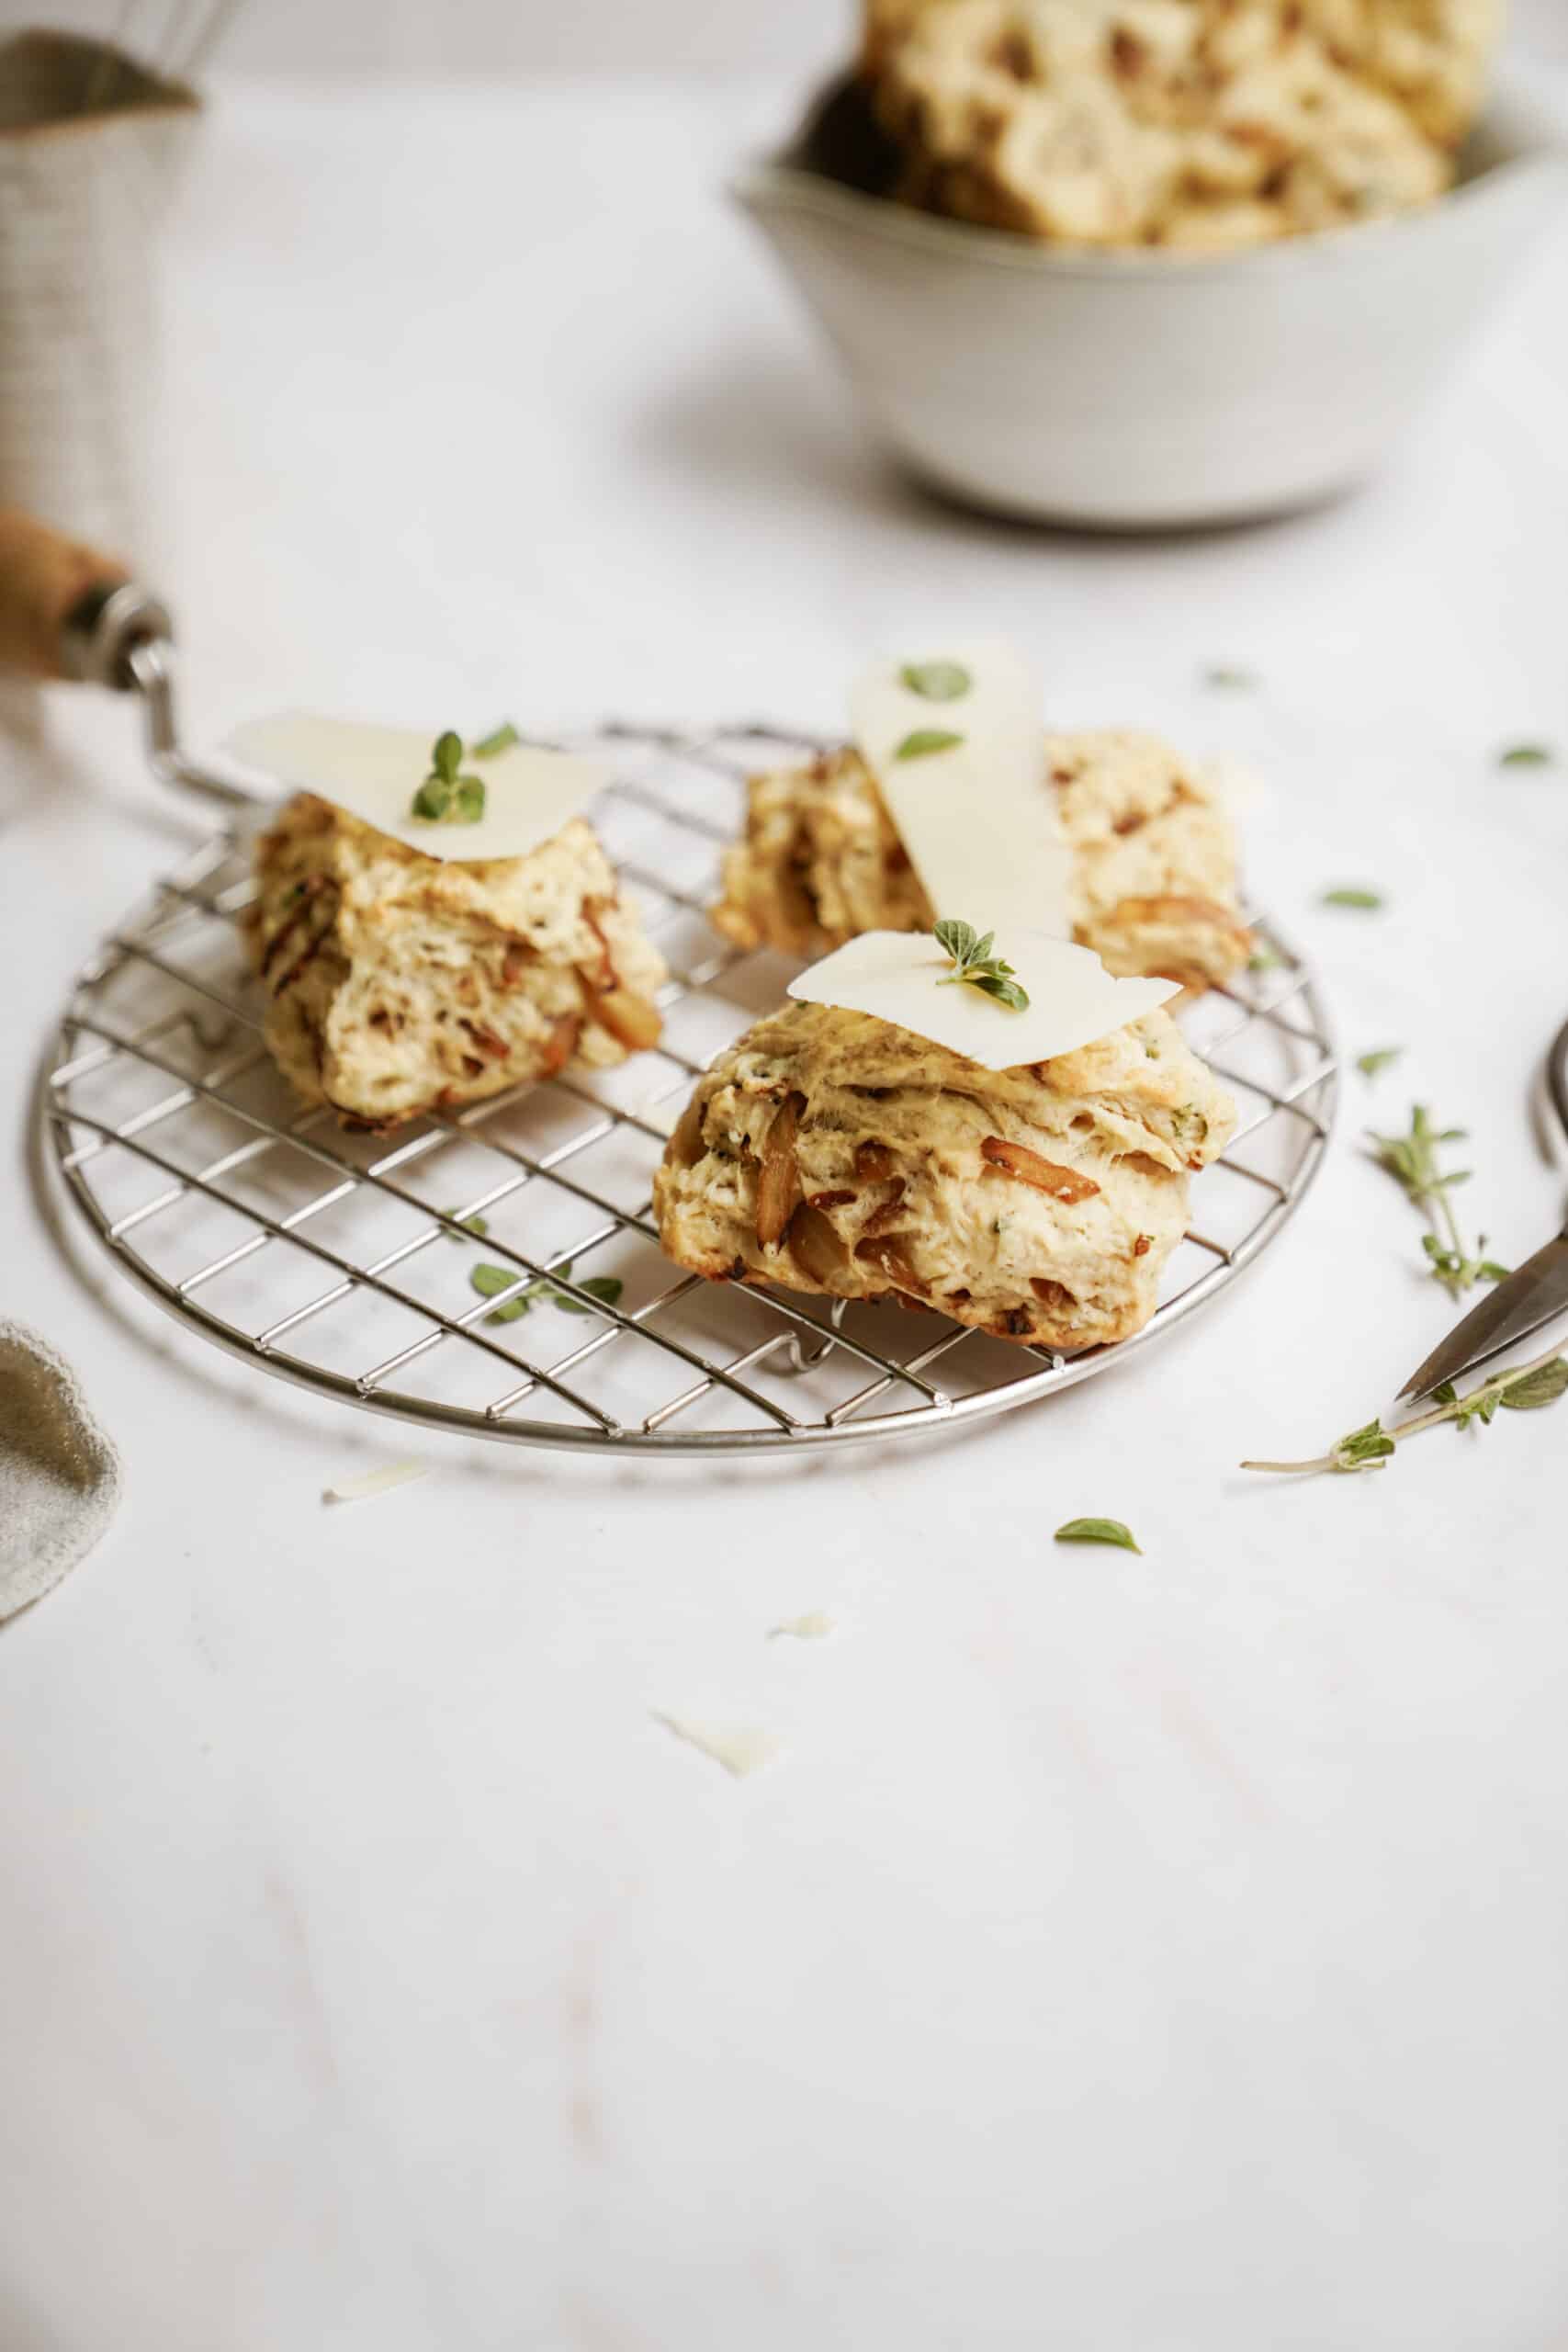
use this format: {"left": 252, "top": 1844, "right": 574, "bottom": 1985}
{"left": 223, "top": 712, "right": 609, "bottom": 865}
{"left": 322, "top": 1459, "right": 428, "bottom": 1505}
{"left": 767, "top": 1611, "right": 837, "bottom": 1641}
{"left": 650, "top": 1712, "right": 783, "bottom": 1779}
{"left": 789, "top": 928, "right": 1176, "bottom": 1069}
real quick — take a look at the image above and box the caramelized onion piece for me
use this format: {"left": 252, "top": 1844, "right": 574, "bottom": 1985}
{"left": 540, "top": 1013, "right": 581, "bottom": 1075}
{"left": 854, "top": 1233, "right": 928, "bottom": 1295}
{"left": 1031, "top": 1277, "right": 1074, "bottom": 1311}
{"left": 854, "top": 1140, "right": 895, "bottom": 1182}
{"left": 860, "top": 1178, "right": 908, "bottom": 1238}
{"left": 980, "top": 1136, "right": 1100, "bottom": 1204}
{"left": 756, "top": 1091, "right": 806, "bottom": 1247}
{"left": 590, "top": 987, "right": 663, "bottom": 1052}
{"left": 785, "top": 1200, "right": 849, "bottom": 1285}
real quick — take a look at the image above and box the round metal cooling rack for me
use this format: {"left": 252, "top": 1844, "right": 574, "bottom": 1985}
{"left": 43, "top": 720, "right": 1337, "bottom": 1454}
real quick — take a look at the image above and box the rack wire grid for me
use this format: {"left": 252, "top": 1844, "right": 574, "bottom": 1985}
{"left": 43, "top": 719, "right": 1337, "bottom": 1454}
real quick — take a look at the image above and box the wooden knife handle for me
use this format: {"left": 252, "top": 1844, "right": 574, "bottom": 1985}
{"left": 0, "top": 508, "right": 131, "bottom": 680}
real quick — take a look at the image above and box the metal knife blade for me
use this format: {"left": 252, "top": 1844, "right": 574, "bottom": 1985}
{"left": 1396, "top": 1227, "right": 1568, "bottom": 1403}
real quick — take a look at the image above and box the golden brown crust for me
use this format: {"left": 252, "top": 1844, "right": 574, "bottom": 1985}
{"left": 652, "top": 998, "right": 1235, "bottom": 1350}
{"left": 246, "top": 795, "right": 666, "bottom": 1129}
{"left": 711, "top": 729, "right": 1253, "bottom": 993}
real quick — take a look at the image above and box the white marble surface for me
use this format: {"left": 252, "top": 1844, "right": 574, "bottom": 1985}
{"left": 4, "top": 75, "right": 1568, "bottom": 2352}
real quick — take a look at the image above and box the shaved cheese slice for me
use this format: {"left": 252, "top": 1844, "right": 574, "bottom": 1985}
{"left": 850, "top": 641, "right": 1072, "bottom": 936}
{"left": 224, "top": 711, "right": 609, "bottom": 865}
{"left": 322, "top": 1458, "right": 427, "bottom": 1504}
{"left": 650, "top": 1713, "right": 783, "bottom": 1779}
{"left": 789, "top": 929, "right": 1177, "bottom": 1069}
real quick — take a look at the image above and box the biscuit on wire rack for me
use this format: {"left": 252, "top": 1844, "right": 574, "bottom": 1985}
{"left": 710, "top": 728, "right": 1253, "bottom": 993}
{"left": 246, "top": 797, "right": 667, "bottom": 1130}
{"left": 653, "top": 997, "right": 1236, "bottom": 1351}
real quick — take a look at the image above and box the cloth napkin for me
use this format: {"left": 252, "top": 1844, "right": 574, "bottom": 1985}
{"left": 0, "top": 1322, "right": 120, "bottom": 1620}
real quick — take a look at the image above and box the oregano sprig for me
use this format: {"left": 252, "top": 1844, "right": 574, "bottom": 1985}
{"left": 411, "top": 729, "right": 486, "bottom": 825}
{"left": 469, "top": 1259, "right": 624, "bottom": 1323}
{"left": 1242, "top": 1344, "right": 1568, "bottom": 1478}
{"left": 1367, "top": 1104, "right": 1506, "bottom": 1298}
{"left": 933, "top": 918, "right": 1029, "bottom": 1012}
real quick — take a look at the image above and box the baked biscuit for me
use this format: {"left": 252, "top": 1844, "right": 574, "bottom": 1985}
{"left": 652, "top": 997, "right": 1236, "bottom": 1349}
{"left": 248, "top": 795, "right": 667, "bottom": 1129}
{"left": 862, "top": 0, "right": 1496, "bottom": 249}
{"left": 711, "top": 729, "right": 1252, "bottom": 992}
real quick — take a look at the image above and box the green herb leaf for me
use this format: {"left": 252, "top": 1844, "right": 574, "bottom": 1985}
{"left": 899, "top": 660, "right": 972, "bottom": 703}
{"left": 443, "top": 1210, "right": 490, "bottom": 1242}
{"left": 1055, "top": 1517, "right": 1141, "bottom": 1554}
{"left": 411, "top": 775, "right": 454, "bottom": 820}
{"left": 1498, "top": 742, "right": 1554, "bottom": 768}
{"left": 1203, "top": 665, "right": 1257, "bottom": 690}
{"left": 1248, "top": 942, "right": 1284, "bottom": 972}
{"left": 1357, "top": 1046, "right": 1403, "bottom": 1081}
{"left": 895, "top": 728, "right": 964, "bottom": 761}
{"left": 472, "top": 720, "right": 521, "bottom": 758}
{"left": 1332, "top": 1418, "right": 1395, "bottom": 1470}
{"left": 1499, "top": 1358, "right": 1568, "bottom": 1410}
{"left": 412, "top": 730, "right": 487, "bottom": 825}
{"left": 1431, "top": 1381, "right": 1459, "bottom": 1406}
{"left": 470, "top": 1261, "right": 533, "bottom": 1322}
{"left": 1321, "top": 886, "right": 1383, "bottom": 910}
{"left": 553, "top": 1274, "right": 625, "bottom": 1316}
{"left": 932, "top": 915, "right": 1030, "bottom": 1012}
{"left": 933, "top": 917, "right": 978, "bottom": 965}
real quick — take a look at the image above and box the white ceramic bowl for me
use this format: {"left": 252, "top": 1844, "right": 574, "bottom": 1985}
{"left": 734, "top": 77, "right": 1568, "bottom": 530}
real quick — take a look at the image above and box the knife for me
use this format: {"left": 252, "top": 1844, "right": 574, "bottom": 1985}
{"left": 1397, "top": 1222, "right": 1568, "bottom": 1404}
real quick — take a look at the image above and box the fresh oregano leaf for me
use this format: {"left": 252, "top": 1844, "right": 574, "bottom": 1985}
{"left": 472, "top": 720, "right": 521, "bottom": 758}
{"left": 895, "top": 728, "right": 964, "bottom": 760}
{"left": 412, "top": 730, "right": 486, "bottom": 824}
{"left": 553, "top": 1274, "right": 625, "bottom": 1316}
{"left": 1499, "top": 1358, "right": 1568, "bottom": 1410}
{"left": 1321, "top": 886, "right": 1383, "bottom": 910}
{"left": 443, "top": 1210, "right": 490, "bottom": 1242}
{"left": 1055, "top": 1517, "right": 1142, "bottom": 1554}
{"left": 1356, "top": 1046, "right": 1403, "bottom": 1080}
{"left": 900, "top": 660, "right": 972, "bottom": 703}
{"left": 469, "top": 1261, "right": 533, "bottom": 1322}
{"left": 1498, "top": 743, "right": 1554, "bottom": 768}
{"left": 932, "top": 916, "right": 1030, "bottom": 1012}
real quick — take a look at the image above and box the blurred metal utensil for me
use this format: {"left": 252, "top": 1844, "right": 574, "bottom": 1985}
{"left": 1396, "top": 1015, "right": 1568, "bottom": 1403}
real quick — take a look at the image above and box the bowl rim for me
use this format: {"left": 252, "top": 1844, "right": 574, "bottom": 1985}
{"left": 732, "top": 73, "right": 1568, "bottom": 283}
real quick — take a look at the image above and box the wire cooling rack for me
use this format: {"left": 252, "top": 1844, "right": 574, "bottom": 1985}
{"left": 43, "top": 720, "right": 1337, "bottom": 1453}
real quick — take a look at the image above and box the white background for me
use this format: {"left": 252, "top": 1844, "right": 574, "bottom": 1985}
{"left": 10, "top": 0, "right": 1568, "bottom": 73}
{"left": 2, "top": 23, "right": 1568, "bottom": 2352}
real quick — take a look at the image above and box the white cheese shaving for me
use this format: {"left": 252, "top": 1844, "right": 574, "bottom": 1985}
{"left": 767, "top": 1611, "right": 837, "bottom": 1641}
{"left": 850, "top": 641, "right": 1072, "bottom": 936}
{"left": 322, "top": 1458, "right": 428, "bottom": 1504}
{"left": 224, "top": 712, "right": 609, "bottom": 865}
{"left": 789, "top": 929, "right": 1176, "bottom": 1069}
{"left": 650, "top": 1712, "right": 783, "bottom": 1779}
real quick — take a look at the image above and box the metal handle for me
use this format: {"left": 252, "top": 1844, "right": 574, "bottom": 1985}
{"left": 0, "top": 506, "right": 256, "bottom": 810}
{"left": 0, "top": 507, "right": 171, "bottom": 684}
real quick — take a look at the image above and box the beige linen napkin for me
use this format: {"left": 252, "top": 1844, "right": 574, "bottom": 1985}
{"left": 0, "top": 1322, "right": 120, "bottom": 1619}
